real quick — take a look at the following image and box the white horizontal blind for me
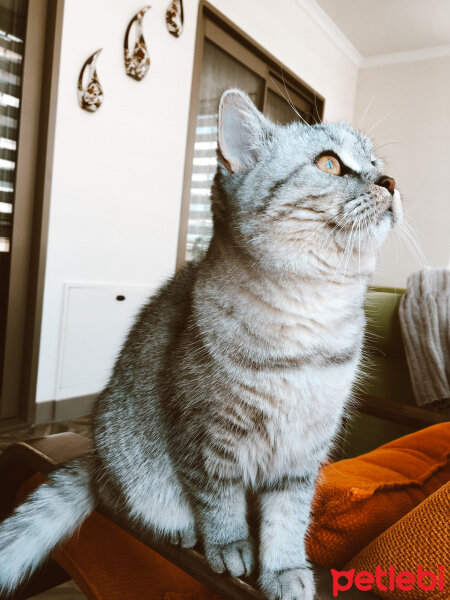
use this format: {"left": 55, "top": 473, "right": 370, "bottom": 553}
{"left": 186, "top": 39, "right": 265, "bottom": 262}
{"left": 0, "top": 2, "right": 26, "bottom": 254}
{"left": 0, "top": 0, "right": 27, "bottom": 390}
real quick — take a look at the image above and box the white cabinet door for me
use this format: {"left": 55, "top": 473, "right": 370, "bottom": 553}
{"left": 55, "top": 283, "right": 156, "bottom": 399}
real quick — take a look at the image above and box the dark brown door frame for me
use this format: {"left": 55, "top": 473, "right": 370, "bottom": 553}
{"left": 0, "top": 0, "right": 65, "bottom": 431}
{"left": 176, "top": 0, "right": 324, "bottom": 269}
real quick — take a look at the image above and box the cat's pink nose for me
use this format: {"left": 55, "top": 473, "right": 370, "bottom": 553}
{"left": 376, "top": 176, "right": 396, "bottom": 195}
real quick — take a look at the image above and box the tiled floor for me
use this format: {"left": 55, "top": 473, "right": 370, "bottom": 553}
{"left": 1, "top": 417, "right": 90, "bottom": 599}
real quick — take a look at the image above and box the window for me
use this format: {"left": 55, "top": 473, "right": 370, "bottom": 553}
{"left": 0, "top": 1, "right": 61, "bottom": 428}
{"left": 0, "top": 0, "right": 27, "bottom": 395}
{"left": 178, "top": 8, "right": 324, "bottom": 265}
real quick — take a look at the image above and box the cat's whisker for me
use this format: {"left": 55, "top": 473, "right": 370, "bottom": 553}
{"left": 366, "top": 111, "right": 393, "bottom": 134}
{"left": 313, "top": 93, "right": 321, "bottom": 125}
{"left": 365, "top": 214, "right": 378, "bottom": 266}
{"left": 309, "top": 213, "right": 353, "bottom": 270}
{"left": 330, "top": 217, "right": 356, "bottom": 284}
{"left": 294, "top": 213, "right": 345, "bottom": 257}
{"left": 374, "top": 140, "right": 406, "bottom": 151}
{"left": 390, "top": 218, "right": 400, "bottom": 264}
{"left": 398, "top": 221, "right": 424, "bottom": 262}
{"left": 358, "top": 95, "right": 375, "bottom": 130}
{"left": 357, "top": 220, "right": 363, "bottom": 291}
{"left": 402, "top": 221, "right": 427, "bottom": 264}
{"left": 396, "top": 222, "right": 426, "bottom": 268}
{"left": 335, "top": 237, "right": 351, "bottom": 286}
{"left": 320, "top": 212, "right": 353, "bottom": 252}
{"left": 395, "top": 226, "right": 421, "bottom": 267}
{"left": 340, "top": 220, "right": 358, "bottom": 286}
{"left": 270, "top": 73, "right": 313, "bottom": 128}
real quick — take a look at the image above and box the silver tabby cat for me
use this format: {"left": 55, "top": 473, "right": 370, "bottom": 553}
{"left": 0, "top": 89, "right": 402, "bottom": 599}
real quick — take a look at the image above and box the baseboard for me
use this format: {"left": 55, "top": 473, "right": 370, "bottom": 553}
{"left": 35, "top": 401, "right": 53, "bottom": 424}
{"left": 35, "top": 393, "right": 98, "bottom": 424}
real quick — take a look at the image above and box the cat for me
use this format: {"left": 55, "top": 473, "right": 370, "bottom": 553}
{"left": 0, "top": 89, "right": 402, "bottom": 600}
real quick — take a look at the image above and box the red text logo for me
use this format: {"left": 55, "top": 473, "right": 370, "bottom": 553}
{"left": 331, "top": 565, "right": 446, "bottom": 597}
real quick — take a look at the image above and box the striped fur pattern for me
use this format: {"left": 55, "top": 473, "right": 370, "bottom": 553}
{"left": 0, "top": 90, "right": 402, "bottom": 599}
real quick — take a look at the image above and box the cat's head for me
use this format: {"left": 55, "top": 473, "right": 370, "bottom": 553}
{"left": 211, "top": 89, "right": 402, "bottom": 280}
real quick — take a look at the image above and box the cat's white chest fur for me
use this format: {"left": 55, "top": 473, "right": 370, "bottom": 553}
{"left": 196, "top": 268, "right": 366, "bottom": 484}
{"left": 234, "top": 358, "right": 360, "bottom": 485}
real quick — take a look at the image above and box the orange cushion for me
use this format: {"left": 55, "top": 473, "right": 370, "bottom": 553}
{"left": 345, "top": 481, "right": 449, "bottom": 599}
{"left": 54, "top": 512, "right": 222, "bottom": 600}
{"left": 306, "top": 422, "right": 450, "bottom": 568}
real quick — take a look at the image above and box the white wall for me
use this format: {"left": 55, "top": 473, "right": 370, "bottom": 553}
{"left": 354, "top": 57, "right": 450, "bottom": 287}
{"left": 36, "top": 0, "right": 358, "bottom": 403}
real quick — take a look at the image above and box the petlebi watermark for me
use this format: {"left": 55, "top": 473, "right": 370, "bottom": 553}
{"left": 331, "top": 565, "right": 446, "bottom": 597}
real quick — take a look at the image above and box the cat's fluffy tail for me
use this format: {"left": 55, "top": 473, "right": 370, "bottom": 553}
{"left": 0, "top": 456, "right": 95, "bottom": 595}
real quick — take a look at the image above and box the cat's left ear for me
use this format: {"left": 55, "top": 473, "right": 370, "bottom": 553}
{"left": 218, "top": 89, "right": 274, "bottom": 173}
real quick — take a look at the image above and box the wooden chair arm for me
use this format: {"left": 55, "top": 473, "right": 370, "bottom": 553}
{"left": 0, "top": 432, "right": 92, "bottom": 520}
{"left": 0, "top": 432, "right": 92, "bottom": 475}
{"left": 357, "top": 393, "right": 449, "bottom": 429}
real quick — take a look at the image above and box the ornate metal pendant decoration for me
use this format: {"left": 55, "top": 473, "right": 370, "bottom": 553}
{"left": 166, "top": 0, "right": 184, "bottom": 38}
{"left": 78, "top": 49, "right": 103, "bottom": 112}
{"left": 124, "top": 6, "right": 151, "bottom": 81}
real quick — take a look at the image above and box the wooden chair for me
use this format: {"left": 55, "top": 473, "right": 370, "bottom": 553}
{"left": 1, "top": 287, "right": 447, "bottom": 598}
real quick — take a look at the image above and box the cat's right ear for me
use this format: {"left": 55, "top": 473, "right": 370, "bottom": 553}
{"left": 218, "top": 89, "right": 274, "bottom": 173}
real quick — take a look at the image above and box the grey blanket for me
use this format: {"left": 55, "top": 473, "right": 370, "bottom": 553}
{"left": 399, "top": 267, "right": 450, "bottom": 411}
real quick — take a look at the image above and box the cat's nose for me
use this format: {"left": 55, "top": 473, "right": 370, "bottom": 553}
{"left": 376, "top": 175, "right": 396, "bottom": 195}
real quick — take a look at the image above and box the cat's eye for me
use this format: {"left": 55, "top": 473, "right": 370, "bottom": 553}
{"left": 316, "top": 154, "right": 341, "bottom": 176}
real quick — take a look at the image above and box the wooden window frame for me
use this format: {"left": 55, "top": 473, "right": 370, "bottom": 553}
{"left": 176, "top": 1, "right": 325, "bottom": 269}
{"left": 0, "top": 0, "right": 64, "bottom": 430}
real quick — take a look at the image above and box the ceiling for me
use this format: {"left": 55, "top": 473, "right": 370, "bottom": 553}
{"left": 315, "top": 0, "right": 450, "bottom": 57}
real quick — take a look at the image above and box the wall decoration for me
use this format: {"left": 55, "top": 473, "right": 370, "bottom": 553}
{"left": 78, "top": 49, "right": 103, "bottom": 112}
{"left": 124, "top": 6, "right": 151, "bottom": 81}
{"left": 166, "top": 0, "right": 184, "bottom": 38}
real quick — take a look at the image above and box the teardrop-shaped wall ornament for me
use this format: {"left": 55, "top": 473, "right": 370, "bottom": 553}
{"left": 124, "top": 6, "right": 151, "bottom": 81}
{"left": 78, "top": 49, "right": 103, "bottom": 112}
{"left": 166, "top": 0, "right": 184, "bottom": 38}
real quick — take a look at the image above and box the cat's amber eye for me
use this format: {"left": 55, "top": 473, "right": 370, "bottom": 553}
{"left": 316, "top": 154, "right": 341, "bottom": 176}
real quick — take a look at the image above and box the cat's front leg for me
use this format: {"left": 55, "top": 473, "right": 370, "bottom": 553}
{"left": 258, "top": 473, "right": 317, "bottom": 600}
{"left": 190, "top": 472, "right": 254, "bottom": 578}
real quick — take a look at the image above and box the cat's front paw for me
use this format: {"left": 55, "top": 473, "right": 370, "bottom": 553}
{"left": 168, "top": 526, "right": 198, "bottom": 548}
{"left": 205, "top": 539, "right": 254, "bottom": 578}
{"left": 259, "top": 566, "right": 315, "bottom": 600}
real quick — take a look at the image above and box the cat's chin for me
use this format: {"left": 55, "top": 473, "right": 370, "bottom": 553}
{"left": 390, "top": 189, "right": 404, "bottom": 227}
{"left": 373, "top": 189, "right": 403, "bottom": 246}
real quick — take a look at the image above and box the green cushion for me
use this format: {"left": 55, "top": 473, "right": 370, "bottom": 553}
{"left": 344, "top": 287, "right": 417, "bottom": 457}
{"left": 364, "top": 289, "right": 405, "bottom": 357}
{"left": 359, "top": 287, "right": 414, "bottom": 406}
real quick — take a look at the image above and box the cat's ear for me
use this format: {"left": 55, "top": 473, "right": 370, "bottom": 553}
{"left": 218, "top": 89, "right": 274, "bottom": 173}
